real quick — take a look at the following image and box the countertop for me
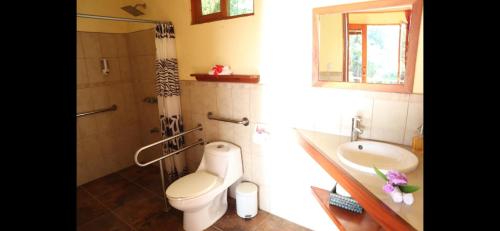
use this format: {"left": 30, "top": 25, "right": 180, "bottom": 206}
{"left": 296, "top": 129, "right": 423, "bottom": 231}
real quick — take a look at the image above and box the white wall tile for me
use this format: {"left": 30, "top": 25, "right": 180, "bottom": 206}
{"left": 403, "top": 94, "right": 423, "bottom": 145}
{"left": 251, "top": 153, "right": 275, "bottom": 187}
{"left": 191, "top": 112, "right": 213, "bottom": 142}
{"left": 201, "top": 83, "right": 217, "bottom": 114}
{"left": 216, "top": 83, "right": 233, "bottom": 118}
{"left": 249, "top": 85, "right": 262, "bottom": 123}
{"left": 202, "top": 113, "right": 219, "bottom": 142}
{"left": 234, "top": 124, "right": 252, "bottom": 180}
{"left": 180, "top": 81, "right": 192, "bottom": 114}
{"left": 312, "top": 88, "right": 342, "bottom": 135}
{"left": 339, "top": 93, "right": 374, "bottom": 138}
{"left": 218, "top": 122, "right": 235, "bottom": 143}
{"left": 232, "top": 84, "right": 251, "bottom": 120}
{"left": 371, "top": 94, "right": 409, "bottom": 143}
{"left": 189, "top": 84, "right": 204, "bottom": 114}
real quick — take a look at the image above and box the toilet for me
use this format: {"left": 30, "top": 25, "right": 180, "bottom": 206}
{"left": 166, "top": 141, "right": 243, "bottom": 231}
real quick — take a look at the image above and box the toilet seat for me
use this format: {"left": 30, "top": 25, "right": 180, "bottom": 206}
{"left": 166, "top": 171, "right": 220, "bottom": 199}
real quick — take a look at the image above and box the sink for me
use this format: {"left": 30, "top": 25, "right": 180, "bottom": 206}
{"left": 337, "top": 141, "right": 418, "bottom": 174}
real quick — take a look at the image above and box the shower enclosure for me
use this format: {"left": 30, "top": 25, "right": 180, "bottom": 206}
{"left": 77, "top": 12, "right": 167, "bottom": 186}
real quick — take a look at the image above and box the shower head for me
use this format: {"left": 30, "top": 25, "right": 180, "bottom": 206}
{"left": 121, "top": 3, "right": 146, "bottom": 17}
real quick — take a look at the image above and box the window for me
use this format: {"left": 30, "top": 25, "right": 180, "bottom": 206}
{"left": 346, "top": 23, "right": 408, "bottom": 84}
{"left": 191, "top": 0, "right": 254, "bottom": 24}
{"left": 366, "top": 25, "right": 401, "bottom": 84}
{"left": 348, "top": 30, "right": 363, "bottom": 83}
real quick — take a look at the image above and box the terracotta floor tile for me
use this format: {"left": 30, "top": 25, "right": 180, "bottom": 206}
{"left": 78, "top": 169, "right": 310, "bottom": 231}
{"left": 77, "top": 212, "right": 131, "bottom": 231}
{"left": 134, "top": 169, "right": 167, "bottom": 198}
{"left": 113, "top": 192, "right": 166, "bottom": 228}
{"left": 255, "top": 215, "right": 282, "bottom": 231}
{"left": 280, "top": 220, "right": 312, "bottom": 231}
{"left": 96, "top": 182, "right": 154, "bottom": 210}
{"left": 135, "top": 209, "right": 184, "bottom": 231}
{"left": 77, "top": 187, "right": 107, "bottom": 226}
{"left": 205, "top": 226, "right": 222, "bottom": 231}
{"left": 118, "top": 164, "right": 159, "bottom": 182}
{"left": 82, "top": 173, "right": 130, "bottom": 197}
{"left": 257, "top": 214, "right": 311, "bottom": 231}
{"left": 214, "top": 206, "right": 270, "bottom": 231}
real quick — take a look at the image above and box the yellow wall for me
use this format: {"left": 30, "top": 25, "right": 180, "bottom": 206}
{"left": 77, "top": 0, "right": 156, "bottom": 33}
{"left": 165, "top": 0, "right": 261, "bottom": 79}
{"left": 77, "top": 0, "right": 422, "bottom": 93}
{"left": 349, "top": 11, "right": 407, "bottom": 24}
{"left": 319, "top": 14, "right": 344, "bottom": 73}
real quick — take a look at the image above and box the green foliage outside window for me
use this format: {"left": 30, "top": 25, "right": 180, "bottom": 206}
{"left": 229, "top": 0, "right": 253, "bottom": 16}
{"left": 349, "top": 34, "right": 362, "bottom": 81}
{"left": 201, "top": 0, "right": 221, "bottom": 15}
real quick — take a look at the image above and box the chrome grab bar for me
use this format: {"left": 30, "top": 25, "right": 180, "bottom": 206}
{"left": 77, "top": 105, "right": 117, "bottom": 118}
{"left": 133, "top": 123, "right": 204, "bottom": 212}
{"left": 207, "top": 112, "right": 249, "bottom": 126}
{"left": 135, "top": 139, "right": 204, "bottom": 167}
{"left": 134, "top": 124, "right": 204, "bottom": 167}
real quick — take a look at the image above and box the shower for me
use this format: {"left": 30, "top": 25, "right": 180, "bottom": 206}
{"left": 121, "top": 3, "right": 146, "bottom": 16}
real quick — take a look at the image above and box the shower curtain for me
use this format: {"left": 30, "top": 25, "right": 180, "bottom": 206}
{"left": 154, "top": 23, "right": 187, "bottom": 184}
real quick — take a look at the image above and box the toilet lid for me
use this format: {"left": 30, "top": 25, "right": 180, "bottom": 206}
{"left": 166, "top": 171, "right": 220, "bottom": 199}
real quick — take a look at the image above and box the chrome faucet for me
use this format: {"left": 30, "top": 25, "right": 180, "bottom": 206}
{"left": 351, "top": 116, "right": 363, "bottom": 142}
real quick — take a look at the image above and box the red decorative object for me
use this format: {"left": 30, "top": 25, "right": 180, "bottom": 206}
{"left": 211, "top": 65, "right": 224, "bottom": 76}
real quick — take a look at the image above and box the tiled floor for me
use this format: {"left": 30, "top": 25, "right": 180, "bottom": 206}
{"left": 78, "top": 164, "right": 311, "bottom": 231}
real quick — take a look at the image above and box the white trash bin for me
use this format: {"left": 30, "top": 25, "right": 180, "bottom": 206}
{"left": 236, "top": 182, "right": 258, "bottom": 219}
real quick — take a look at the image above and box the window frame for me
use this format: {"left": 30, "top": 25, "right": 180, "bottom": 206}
{"left": 191, "top": 0, "right": 254, "bottom": 25}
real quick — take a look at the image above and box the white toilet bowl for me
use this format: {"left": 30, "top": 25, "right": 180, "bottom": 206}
{"left": 166, "top": 141, "right": 243, "bottom": 231}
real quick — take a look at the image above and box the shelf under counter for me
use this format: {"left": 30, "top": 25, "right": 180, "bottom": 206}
{"left": 310, "top": 186, "right": 382, "bottom": 231}
{"left": 294, "top": 129, "right": 422, "bottom": 231}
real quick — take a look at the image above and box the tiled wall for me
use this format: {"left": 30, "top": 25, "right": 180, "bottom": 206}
{"left": 77, "top": 31, "right": 141, "bottom": 185}
{"left": 179, "top": 80, "right": 423, "bottom": 229}
{"left": 77, "top": 29, "right": 162, "bottom": 185}
{"left": 127, "top": 29, "right": 163, "bottom": 162}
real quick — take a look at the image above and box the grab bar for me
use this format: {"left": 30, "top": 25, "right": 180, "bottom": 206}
{"left": 77, "top": 104, "right": 117, "bottom": 118}
{"left": 133, "top": 123, "right": 205, "bottom": 212}
{"left": 134, "top": 124, "right": 204, "bottom": 167}
{"left": 207, "top": 112, "right": 249, "bottom": 126}
{"left": 136, "top": 139, "right": 204, "bottom": 167}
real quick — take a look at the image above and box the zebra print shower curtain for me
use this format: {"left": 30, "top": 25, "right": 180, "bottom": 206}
{"left": 154, "top": 23, "right": 187, "bottom": 184}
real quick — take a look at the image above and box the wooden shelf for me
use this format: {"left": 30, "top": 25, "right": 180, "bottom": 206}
{"left": 295, "top": 130, "right": 417, "bottom": 231}
{"left": 311, "top": 186, "right": 382, "bottom": 231}
{"left": 190, "top": 74, "right": 259, "bottom": 83}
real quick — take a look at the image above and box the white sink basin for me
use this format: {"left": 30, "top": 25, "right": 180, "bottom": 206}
{"left": 337, "top": 141, "right": 418, "bottom": 174}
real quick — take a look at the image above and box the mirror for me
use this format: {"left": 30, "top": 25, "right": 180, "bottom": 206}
{"left": 313, "top": 0, "right": 422, "bottom": 93}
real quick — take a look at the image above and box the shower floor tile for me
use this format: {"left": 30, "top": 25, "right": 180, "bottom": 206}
{"left": 77, "top": 188, "right": 107, "bottom": 226}
{"left": 118, "top": 164, "right": 159, "bottom": 182}
{"left": 77, "top": 165, "right": 311, "bottom": 231}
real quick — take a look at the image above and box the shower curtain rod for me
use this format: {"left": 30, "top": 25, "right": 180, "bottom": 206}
{"left": 77, "top": 13, "right": 167, "bottom": 24}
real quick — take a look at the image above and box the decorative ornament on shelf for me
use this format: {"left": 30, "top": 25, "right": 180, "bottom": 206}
{"left": 373, "top": 167, "right": 420, "bottom": 205}
{"left": 208, "top": 64, "right": 232, "bottom": 76}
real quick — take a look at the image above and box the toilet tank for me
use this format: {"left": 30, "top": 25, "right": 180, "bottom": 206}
{"left": 198, "top": 141, "right": 242, "bottom": 184}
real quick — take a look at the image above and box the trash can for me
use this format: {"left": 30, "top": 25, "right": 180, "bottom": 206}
{"left": 236, "top": 182, "right": 258, "bottom": 219}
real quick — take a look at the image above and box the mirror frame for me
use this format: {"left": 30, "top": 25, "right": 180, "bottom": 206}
{"left": 312, "top": 0, "right": 422, "bottom": 93}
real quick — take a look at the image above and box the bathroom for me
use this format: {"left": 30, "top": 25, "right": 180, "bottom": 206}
{"left": 77, "top": 0, "right": 423, "bottom": 230}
